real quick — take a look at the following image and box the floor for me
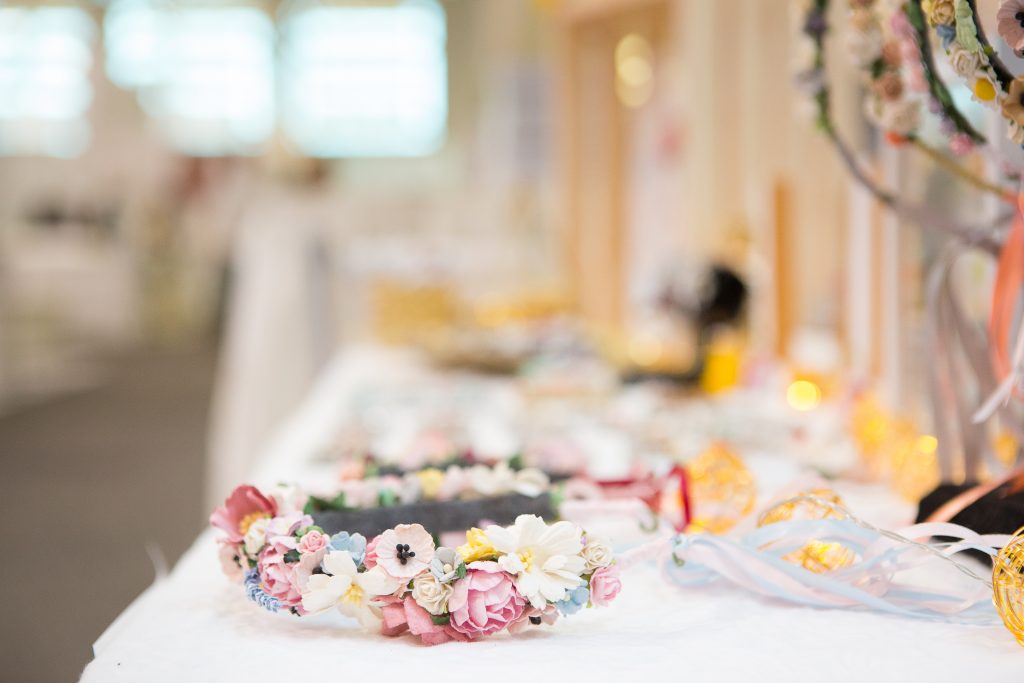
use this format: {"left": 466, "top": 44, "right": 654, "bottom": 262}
{"left": 0, "top": 347, "right": 217, "bottom": 683}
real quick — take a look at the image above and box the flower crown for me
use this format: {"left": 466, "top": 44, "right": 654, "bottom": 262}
{"left": 211, "top": 484, "right": 621, "bottom": 644}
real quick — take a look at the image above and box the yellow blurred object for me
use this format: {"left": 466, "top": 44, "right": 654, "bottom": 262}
{"left": 614, "top": 33, "right": 654, "bottom": 108}
{"left": 700, "top": 332, "right": 742, "bottom": 394}
{"left": 371, "top": 280, "right": 457, "bottom": 345}
{"left": 849, "top": 395, "right": 899, "bottom": 478}
{"left": 758, "top": 488, "right": 856, "bottom": 573}
{"left": 995, "top": 431, "right": 1020, "bottom": 468}
{"left": 786, "top": 379, "right": 821, "bottom": 411}
{"left": 888, "top": 429, "right": 939, "bottom": 502}
{"left": 686, "top": 443, "right": 757, "bottom": 534}
{"left": 848, "top": 395, "right": 938, "bottom": 499}
{"left": 993, "top": 526, "right": 1024, "bottom": 647}
{"left": 471, "top": 288, "right": 571, "bottom": 328}
{"left": 609, "top": 329, "right": 695, "bottom": 374}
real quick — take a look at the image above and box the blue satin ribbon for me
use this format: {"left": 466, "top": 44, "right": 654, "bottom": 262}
{"left": 664, "top": 519, "right": 1005, "bottom": 625}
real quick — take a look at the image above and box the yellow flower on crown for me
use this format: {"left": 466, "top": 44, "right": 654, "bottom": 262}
{"left": 416, "top": 468, "right": 445, "bottom": 500}
{"left": 457, "top": 527, "right": 498, "bottom": 563}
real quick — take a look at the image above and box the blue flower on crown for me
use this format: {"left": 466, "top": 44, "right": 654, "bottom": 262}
{"left": 328, "top": 531, "right": 367, "bottom": 566}
{"left": 555, "top": 585, "right": 590, "bottom": 616}
{"left": 936, "top": 25, "right": 956, "bottom": 50}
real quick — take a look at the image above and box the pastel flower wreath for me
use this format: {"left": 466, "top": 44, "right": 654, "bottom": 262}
{"left": 211, "top": 484, "right": 622, "bottom": 644}
{"left": 795, "top": 0, "right": 1013, "bottom": 219}
{"left": 922, "top": 0, "right": 1024, "bottom": 144}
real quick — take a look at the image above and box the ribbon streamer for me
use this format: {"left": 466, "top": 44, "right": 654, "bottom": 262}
{"left": 662, "top": 519, "right": 1009, "bottom": 624}
{"left": 635, "top": 496, "right": 1014, "bottom": 624}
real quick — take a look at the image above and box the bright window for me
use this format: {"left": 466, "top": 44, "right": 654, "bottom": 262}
{"left": 105, "top": 1, "right": 276, "bottom": 156}
{"left": 280, "top": 0, "right": 448, "bottom": 157}
{"left": 0, "top": 7, "right": 95, "bottom": 157}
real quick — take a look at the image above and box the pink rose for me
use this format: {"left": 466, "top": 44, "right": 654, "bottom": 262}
{"left": 447, "top": 561, "right": 526, "bottom": 638}
{"left": 298, "top": 529, "right": 327, "bottom": 555}
{"left": 380, "top": 596, "right": 469, "bottom": 645}
{"left": 257, "top": 523, "right": 320, "bottom": 612}
{"left": 589, "top": 565, "right": 621, "bottom": 607}
{"left": 210, "top": 485, "right": 278, "bottom": 543}
{"left": 364, "top": 535, "right": 380, "bottom": 569}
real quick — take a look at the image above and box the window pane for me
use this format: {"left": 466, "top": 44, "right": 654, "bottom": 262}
{"left": 280, "top": 0, "right": 448, "bottom": 157}
{"left": 105, "top": 1, "right": 276, "bottom": 156}
{"left": 0, "top": 7, "right": 95, "bottom": 157}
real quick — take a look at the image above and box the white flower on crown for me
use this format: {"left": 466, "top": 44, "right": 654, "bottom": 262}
{"left": 411, "top": 573, "right": 453, "bottom": 616}
{"left": 301, "top": 551, "right": 402, "bottom": 628}
{"left": 268, "top": 483, "right": 306, "bottom": 514}
{"left": 580, "top": 537, "right": 614, "bottom": 572}
{"left": 512, "top": 468, "right": 550, "bottom": 497}
{"left": 437, "top": 465, "right": 471, "bottom": 501}
{"left": 948, "top": 43, "right": 984, "bottom": 79}
{"left": 881, "top": 99, "right": 921, "bottom": 136}
{"left": 243, "top": 517, "right": 271, "bottom": 559}
{"left": 468, "top": 463, "right": 517, "bottom": 497}
{"left": 1008, "top": 120, "right": 1024, "bottom": 145}
{"left": 487, "top": 515, "right": 586, "bottom": 609}
{"left": 846, "top": 24, "right": 883, "bottom": 67}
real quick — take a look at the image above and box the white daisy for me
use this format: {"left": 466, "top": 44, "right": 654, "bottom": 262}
{"left": 301, "top": 551, "right": 401, "bottom": 628}
{"left": 486, "top": 515, "right": 586, "bottom": 609}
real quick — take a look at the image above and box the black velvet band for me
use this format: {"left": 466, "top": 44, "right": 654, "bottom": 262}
{"left": 312, "top": 493, "right": 557, "bottom": 539}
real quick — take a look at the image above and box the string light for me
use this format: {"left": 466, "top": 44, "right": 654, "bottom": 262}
{"left": 993, "top": 527, "right": 1024, "bottom": 647}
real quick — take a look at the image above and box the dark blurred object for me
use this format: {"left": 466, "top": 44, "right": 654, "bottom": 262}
{"left": 624, "top": 263, "right": 747, "bottom": 384}
{"left": 698, "top": 266, "right": 748, "bottom": 328}
{"left": 917, "top": 472, "right": 1024, "bottom": 536}
{"left": 313, "top": 493, "right": 556, "bottom": 539}
{"left": 23, "top": 198, "right": 119, "bottom": 239}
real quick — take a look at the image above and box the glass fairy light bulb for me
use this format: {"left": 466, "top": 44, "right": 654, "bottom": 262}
{"left": 993, "top": 527, "right": 1024, "bottom": 647}
{"left": 757, "top": 488, "right": 856, "bottom": 573}
{"left": 686, "top": 443, "right": 756, "bottom": 534}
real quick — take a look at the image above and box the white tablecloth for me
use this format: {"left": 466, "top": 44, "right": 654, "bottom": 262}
{"left": 80, "top": 348, "right": 1024, "bottom": 681}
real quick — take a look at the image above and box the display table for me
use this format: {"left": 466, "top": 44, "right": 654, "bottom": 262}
{"left": 80, "top": 348, "right": 1023, "bottom": 681}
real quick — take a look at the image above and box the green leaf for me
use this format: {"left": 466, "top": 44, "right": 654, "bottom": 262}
{"left": 378, "top": 489, "right": 398, "bottom": 508}
{"left": 303, "top": 493, "right": 350, "bottom": 514}
{"left": 284, "top": 549, "right": 301, "bottom": 564}
{"left": 455, "top": 563, "right": 467, "bottom": 580}
{"left": 430, "top": 614, "right": 450, "bottom": 626}
{"left": 507, "top": 453, "right": 524, "bottom": 470}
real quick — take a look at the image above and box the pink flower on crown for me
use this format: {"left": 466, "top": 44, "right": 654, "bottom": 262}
{"left": 508, "top": 604, "right": 559, "bottom": 634}
{"left": 589, "top": 565, "right": 622, "bottom": 607}
{"left": 375, "top": 524, "right": 435, "bottom": 579}
{"left": 298, "top": 529, "right": 328, "bottom": 555}
{"left": 217, "top": 540, "right": 245, "bottom": 583}
{"left": 998, "top": 0, "right": 1024, "bottom": 56}
{"left": 448, "top": 561, "right": 527, "bottom": 638}
{"left": 256, "top": 512, "right": 318, "bottom": 611}
{"left": 364, "top": 535, "right": 381, "bottom": 569}
{"left": 380, "top": 596, "right": 469, "bottom": 645}
{"left": 950, "top": 132, "right": 974, "bottom": 156}
{"left": 210, "top": 485, "right": 278, "bottom": 543}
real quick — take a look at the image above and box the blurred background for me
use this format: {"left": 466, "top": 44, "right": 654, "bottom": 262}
{"left": 0, "top": 0, "right": 1001, "bottom": 680}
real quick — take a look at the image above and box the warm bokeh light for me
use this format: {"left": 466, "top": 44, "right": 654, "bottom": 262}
{"left": 627, "top": 336, "right": 663, "bottom": 367}
{"left": 614, "top": 32, "right": 654, "bottom": 108}
{"left": 915, "top": 434, "right": 938, "bottom": 455}
{"left": 786, "top": 379, "right": 821, "bottom": 411}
